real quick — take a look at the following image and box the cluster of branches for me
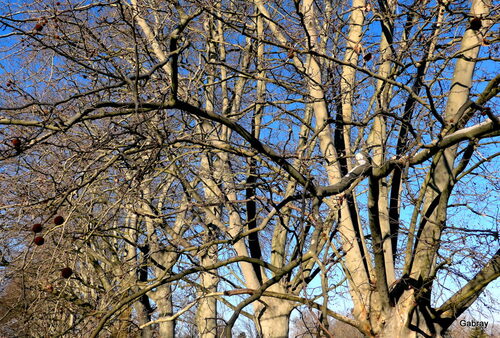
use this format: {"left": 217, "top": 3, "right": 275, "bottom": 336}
{"left": 0, "top": 0, "right": 498, "bottom": 337}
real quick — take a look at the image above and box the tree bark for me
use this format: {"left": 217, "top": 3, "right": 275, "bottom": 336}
{"left": 196, "top": 248, "right": 218, "bottom": 338}
{"left": 195, "top": 13, "right": 221, "bottom": 338}
{"left": 409, "top": 0, "right": 491, "bottom": 281}
{"left": 136, "top": 300, "right": 154, "bottom": 338}
{"left": 154, "top": 285, "right": 175, "bottom": 338}
{"left": 379, "top": 291, "right": 447, "bottom": 338}
{"left": 257, "top": 298, "right": 294, "bottom": 338}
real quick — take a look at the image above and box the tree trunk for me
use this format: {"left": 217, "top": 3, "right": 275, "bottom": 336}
{"left": 136, "top": 301, "right": 154, "bottom": 338}
{"left": 152, "top": 284, "right": 175, "bottom": 338}
{"left": 196, "top": 247, "right": 218, "bottom": 338}
{"left": 195, "top": 13, "right": 220, "bottom": 338}
{"left": 256, "top": 299, "right": 293, "bottom": 338}
{"left": 381, "top": 321, "right": 445, "bottom": 338}
{"left": 360, "top": 290, "right": 448, "bottom": 338}
{"left": 380, "top": 307, "right": 446, "bottom": 338}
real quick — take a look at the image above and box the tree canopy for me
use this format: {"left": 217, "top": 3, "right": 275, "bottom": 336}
{"left": 0, "top": 0, "right": 498, "bottom": 337}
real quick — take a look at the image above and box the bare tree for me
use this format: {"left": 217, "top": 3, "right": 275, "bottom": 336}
{"left": 0, "top": 0, "right": 498, "bottom": 337}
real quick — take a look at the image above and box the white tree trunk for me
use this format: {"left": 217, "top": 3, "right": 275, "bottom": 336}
{"left": 154, "top": 285, "right": 175, "bottom": 338}
{"left": 380, "top": 303, "right": 446, "bottom": 338}
{"left": 257, "top": 299, "right": 293, "bottom": 338}
{"left": 195, "top": 13, "right": 220, "bottom": 338}
{"left": 381, "top": 320, "right": 445, "bottom": 338}
{"left": 196, "top": 248, "right": 218, "bottom": 338}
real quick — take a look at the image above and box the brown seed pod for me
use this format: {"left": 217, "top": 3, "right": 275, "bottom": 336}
{"left": 34, "top": 236, "right": 45, "bottom": 246}
{"left": 34, "top": 22, "right": 45, "bottom": 32}
{"left": 61, "top": 267, "right": 73, "bottom": 279}
{"left": 470, "top": 17, "right": 482, "bottom": 31}
{"left": 11, "top": 138, "right": 21, "bottom": 148}
{"left": 53, "top": 215, "right": 64, "bottom": 225}
{"left": 32, "top": 223, "right": 43, "bottom": 233}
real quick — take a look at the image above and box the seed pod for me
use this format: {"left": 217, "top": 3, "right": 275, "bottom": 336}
{"left": 34, "top": 23, "right": 45, "bottom": 32}
{"left": 53, "top": 216, "right": 64, "bottom": 225}
{"left": 11, "top": 138, "right": 21, "bottom": 148}
{"left": 470, "top": 17, "right": 481, "bottom": 31}
{"left": 32, "top": 223, "right": 43, "bottom": 233}
{"left": 34, "top": 236, "right": 45, "bottom": 246}
{"left": 61, "top": 267, "right": 73, "bottom": 279}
